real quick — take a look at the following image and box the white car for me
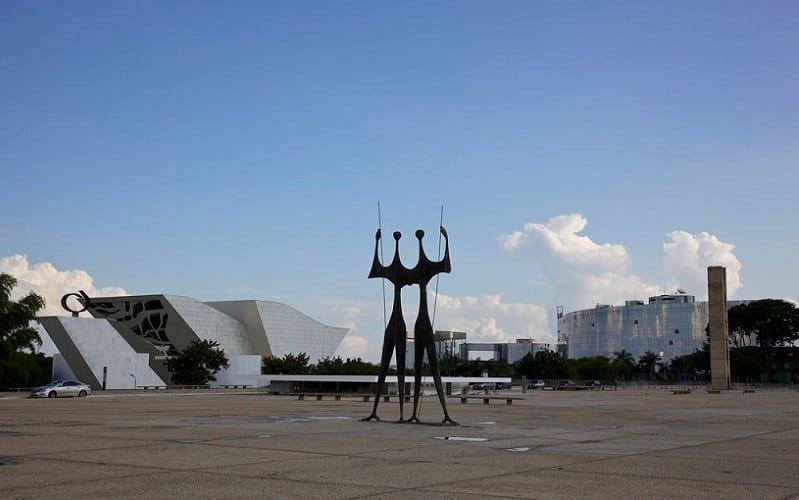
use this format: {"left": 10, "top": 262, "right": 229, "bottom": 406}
{"left": 526, "top": 379, "right": 546, "bottom": 389}
{"left": 30, "top": 380, "right": 92, "bottom": 398}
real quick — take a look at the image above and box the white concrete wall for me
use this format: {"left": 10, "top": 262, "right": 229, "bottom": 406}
{"left": 55, "top": 317, "right": 165, "bottom": 389}
{"left": 211, "top": 355, "right": 262, "bottom": 387}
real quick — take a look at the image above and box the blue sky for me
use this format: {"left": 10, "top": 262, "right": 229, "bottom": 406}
{"left": 2, "top": 1, "right": 797, "bottom": 361}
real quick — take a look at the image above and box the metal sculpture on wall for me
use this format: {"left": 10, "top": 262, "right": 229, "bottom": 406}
{"left": 61, "top": 290, "right": 178, "bottom": 356}
{"left": 364, "top": 225, "right": 456, "bottom": 425}
{"left": 61, "top": 290, "right": 91, "bottom": 317}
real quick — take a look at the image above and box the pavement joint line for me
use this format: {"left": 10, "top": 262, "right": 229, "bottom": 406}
{"left": 192, "top": 468, "right": 407, "bottom": 496}
{"left": 11, "top": 452, "right": 317, "bottom": 476}
{"left": 5, "top": 453, "right": 171, "bottom": 472}
{"left": 192, "top": 439, "right": 443, "bottom": 461}
{"left": 352, "top": 486, "right": 516, "bottom": 500}
{"left": 557, "top": 467, "right": 799, "bottom": 491}
{"left": 8, "top": 441, "right": 169, "bottom": 458}
{"left": 2, "top": 467, "right": 192, "bottom": 495}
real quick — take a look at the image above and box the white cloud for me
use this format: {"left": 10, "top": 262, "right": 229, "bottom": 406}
{"left": 663, "top": 231, "right": 742, "bottom": 299}
{"left": 337, "top": 335, "right": 370, "bottom": 358}
{"left": 500, "top": 214, "right": 660, "bottom": 310}
{"left": 0, "top": 254, "right": 127, "bottom": 317}
{"left": 431, "top": 292, "right": 550, "bottom": 344}
{"left": 0, "top": 254, "right": 127, "bottom": 355}
{"left": 498, "top": 214, "right": 743, "bottom": 311}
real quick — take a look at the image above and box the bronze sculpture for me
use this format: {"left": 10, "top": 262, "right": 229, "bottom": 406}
{"left": 362, "top": 229, "right": 410, "bottom": 422}
{"left": 364, "top": 224, "right": 456, "bottom": 425}
{"left": 408, "top": 227, "right": 456, "bottom": 425}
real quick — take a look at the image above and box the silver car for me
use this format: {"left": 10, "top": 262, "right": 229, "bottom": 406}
{"left": 526, "top": 379, "right": 546, "bottom": 389}
{"left": 30, "top": 380, "right": 92, "bottom": 398}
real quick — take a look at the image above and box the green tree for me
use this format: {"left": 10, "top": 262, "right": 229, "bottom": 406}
{"left": 0, "top": 273, "right": 45, "bottom": 352}
{"left": 729, "top": 347, "right": 768, "bottom": 383}
{"left": 262, "top": 352, "right": 311, "bottom": 374}
{"left": 340, "top": 357, "right": 380, "bottom": 375}
{"left": 571, "top": 355, "right": 615, "bottom": 382}
{"left": 638, "top": 351, "right": 660, "bottom": 380}
{"left": 728, "top": 299, "right": 799, "bottom": 349}
{"left": 166, "top": 339, "right": 229, "bottom": 385}
{"left": 0, "top": 273, "right": 49, "bottom": 389}
{"left": 312, "top": 356, "right": 380, "bottom": 375}
{"left": 1, "top": 351, "right": 52, "bottom": 389}
{"left": 612, "top": 349, "right": 636, "bottom": 381}
{"left": 313, "top": 355, "right": 344, "bottom": 374}
{"left": 669, "top": 347, "right": 709, "bottom": 381}
{"left": 514, "top": 351, "right": 575, "bottom": 380}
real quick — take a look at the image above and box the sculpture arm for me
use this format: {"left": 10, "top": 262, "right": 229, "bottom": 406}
{"left": 368, "top": 228, "right": 388, "bottom": 279}
{"left": 438, "top": 226, "right": 452, "bottom": 274}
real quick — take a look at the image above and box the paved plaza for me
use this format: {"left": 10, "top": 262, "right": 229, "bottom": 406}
{"left": 2, "top": 387, "right": 799, "bottom": 499}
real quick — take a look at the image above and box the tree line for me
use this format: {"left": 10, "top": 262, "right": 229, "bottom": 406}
{"left": 261, "top": 299, "right": 799, "bottom": 385}
{"left": 2, "top": 268, "right": 797, "bottom": 389}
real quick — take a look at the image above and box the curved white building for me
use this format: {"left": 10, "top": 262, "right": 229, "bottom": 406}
{"left": 39, "top": 294, "right": 348, "bottom": 389}
{"left": 560, "top": 293, "right": 742, "bottom": 362}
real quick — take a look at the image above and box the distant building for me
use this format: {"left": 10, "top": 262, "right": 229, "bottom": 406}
{"left": 39, "top": 294, "right": 347, "bottom": 389}
{"left": 560, "top": 292, "right": 743, "bottom": 362}
{"left": 459, "top": 339, "right": 552, "bottom": 363}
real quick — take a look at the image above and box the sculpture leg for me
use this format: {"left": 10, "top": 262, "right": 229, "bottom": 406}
{"left": 408, "top": 342, "right": 425, "bottom": 423}
{"left": 426, "top": 341, "right": 457, "bottom": 426}
{"left": 362, "top": 335, "right": 394, "bottom": 422}
{"left": 396, "top": 339, "right": 407, "bottom": 423}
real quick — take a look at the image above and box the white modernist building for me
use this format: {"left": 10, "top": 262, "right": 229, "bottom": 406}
{"left": 560, "top": 292, "right": 743, "bottom": 362}
{"left": 38, "top": 294, "right": 348, "bottom": 390}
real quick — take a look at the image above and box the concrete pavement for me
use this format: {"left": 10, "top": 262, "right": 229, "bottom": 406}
{"left": 2, "top": 387, "right": 798, "bottom": 499}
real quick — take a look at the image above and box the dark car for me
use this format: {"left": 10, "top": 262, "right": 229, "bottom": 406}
{"left": 585, "top": 379, "right": 602, "bottom": 387}
{"left": 471, "top": 383, "right": 497, "bottom": 392}
{"left": 557, "top": 379, "right": 575, "bottom": 389}
{"left": 496, "top": 382, "right": 512, "bottom": 390}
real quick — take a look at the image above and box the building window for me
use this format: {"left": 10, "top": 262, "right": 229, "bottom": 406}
{"left": 674, "top": 329, "right": 680, "bottom": 334}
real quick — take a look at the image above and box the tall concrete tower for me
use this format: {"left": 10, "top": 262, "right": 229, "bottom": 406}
{"left": 708, "top": 266, "right": 731, "bottom": 390}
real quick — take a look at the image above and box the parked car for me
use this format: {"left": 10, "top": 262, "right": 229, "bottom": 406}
{"left": 557, "top": 379, "right": 575, "bottom": 389}
{"left": 496, "top": 382, "right": 512, "bottom": 390}
{"left": 526, "top": 379, "right": 546, "bottom": 390}
{"left": 585, "top": 379, "right": 602, "bottom": 387}
{"left": 30, "top": 380, "right": 92, "bottom": 398}
{"left": 470, "top": 383, "right": 496, "bottom": 392}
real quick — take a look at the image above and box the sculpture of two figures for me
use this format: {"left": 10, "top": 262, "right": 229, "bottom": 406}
{"left": 362, "top": 226, "right": 457, "bottom": 426}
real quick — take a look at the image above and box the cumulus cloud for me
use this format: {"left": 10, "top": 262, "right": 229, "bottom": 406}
{"left": 499, "top": 214, "right": 742, "bottom": 310}
{"left": 0, "top": 255, "right": 127, "bottom": 316}
{"left": 301, "top": 298, "right": 378, "bottom": 360}
{"left": 338, "top": 335, "right": 370, "bottom": 358}
{"left": 326, "top": 303, "right": 376, "bottom": 359}
{"left": 431, "top": 292, "right": 550, "bottom": 344}
{"left": 500, "top": 214, "right": 628, "bottom": 271}
{"left": 663, "top": 231, "right": 742, "bottom": 298}
{"left": 500, "top": 214, "right": 660, "bottom": 310}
